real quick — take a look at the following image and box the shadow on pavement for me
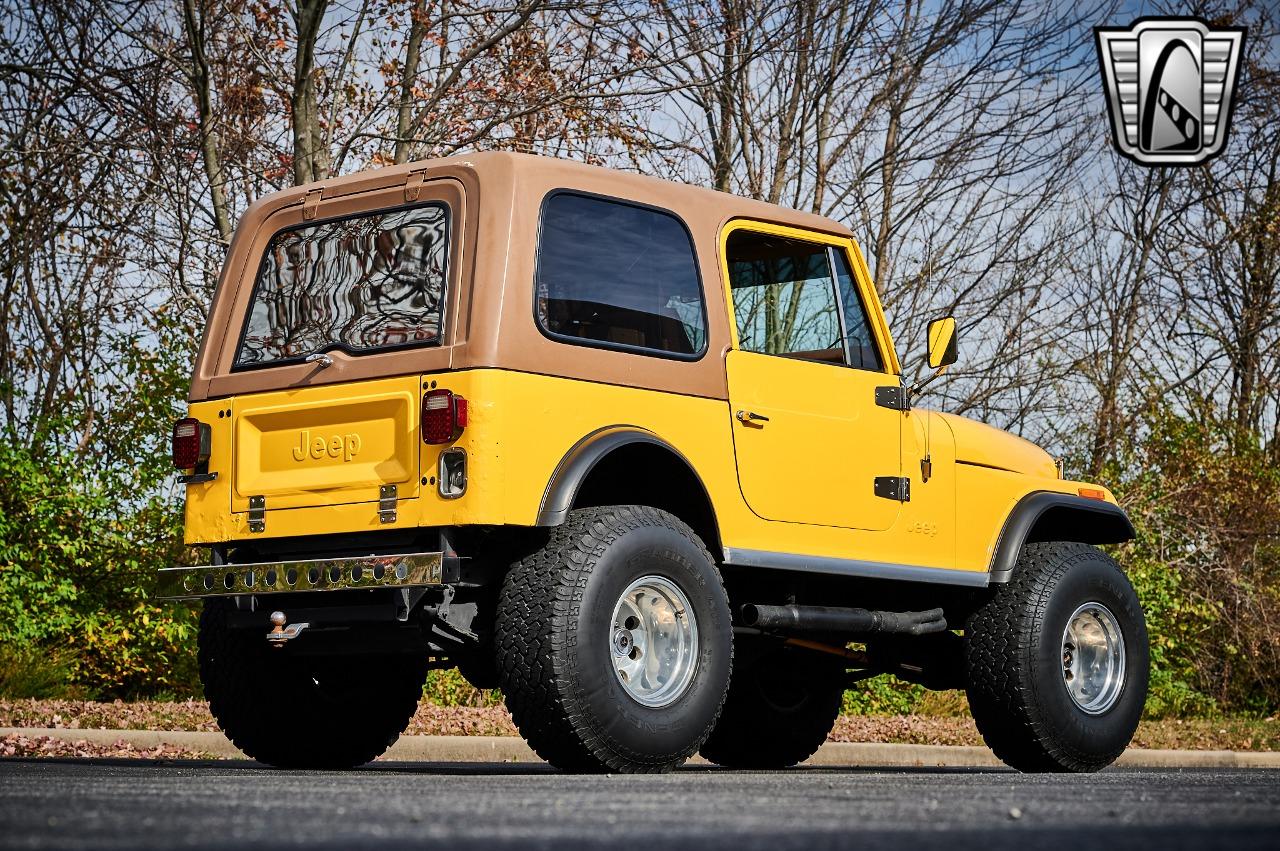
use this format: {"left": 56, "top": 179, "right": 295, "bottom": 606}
{"left": 1, "top": 755, "right": 1010, "bottom": 776}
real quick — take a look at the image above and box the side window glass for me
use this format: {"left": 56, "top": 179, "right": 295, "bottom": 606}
{"left": 832, "top": 250, "right": 884, "bottom": 372}
{"left": 535, "top": 193, "right": 707, "bottom": 357}
{"left": 726, "top": 231, "right": 843, "bottom": 364}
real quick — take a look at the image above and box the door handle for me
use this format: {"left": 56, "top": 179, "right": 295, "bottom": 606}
{"left": 736, "top": 410, "right": 770, "bottom": 425}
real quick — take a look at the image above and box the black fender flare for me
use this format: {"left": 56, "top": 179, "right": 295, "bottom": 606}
{"left": 989, "top": 492, "right": 1136, "bottom": 583}
{"left": 535, "top": 426, "right": 712, "bottom": 527}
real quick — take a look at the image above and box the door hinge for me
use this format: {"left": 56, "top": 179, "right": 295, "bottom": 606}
{"left": 404, "top": 169, "right": 427, "bottom": 202}
{"left": 248, "top": 495, "right": 266, "bottom": 533}
{"left": 875, "top": 386, "right": 910, "bottom": 411}
{"left": 301, "top": 188, "right": 323, "bottom": 221}
{"left": 379, "top": 484, "right": 398, "bottom": 524}
{"left": 874, "top": 476, "right": 911, "bottom": 502}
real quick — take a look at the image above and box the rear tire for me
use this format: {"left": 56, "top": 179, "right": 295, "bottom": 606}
{"left": 495, "top": 506, "right": 732, "bottom": 773}
{"left": 699, "top": 640, "right": 844, "bottom": 768}
{"left": 965, "top": 542, "right": 1148, "bottom": 772}
{"left": 198, "top": 600, "right": 428, "bottom": 768}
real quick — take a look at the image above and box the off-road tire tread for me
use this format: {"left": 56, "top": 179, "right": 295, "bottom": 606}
{"left": 965, "top": 541, "right": 1131, "bottom": 773}
{"left": 199, "top": 600, "right": 427, "bottom": 768}
{"left": 495, "top": 505, "right": 730, "bottom": 773}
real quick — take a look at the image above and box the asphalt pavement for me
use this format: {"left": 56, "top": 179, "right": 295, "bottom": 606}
{"left": 0, "top": 759, "right": 1276, "bottom": 850}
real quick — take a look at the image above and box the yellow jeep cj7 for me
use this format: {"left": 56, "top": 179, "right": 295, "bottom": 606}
{"left": 163, "top": 153, "right": 1146, "bottom": 773}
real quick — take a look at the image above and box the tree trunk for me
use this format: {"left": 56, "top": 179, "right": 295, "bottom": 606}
{"left": 394, "top": 0, "right": 428, "bottom": 164}
{"left": 291, "top": 0, "right": 331, "bottom": 185}
{"left": 180, "top": 0, "right": 232, "bottom": 242}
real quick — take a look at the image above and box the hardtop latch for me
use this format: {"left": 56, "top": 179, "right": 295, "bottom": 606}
{"left": 301, "top": 188, "right": 323, "bottom": 221}
{"left": 404, "top": 169, "right": 428, "bottom": 202}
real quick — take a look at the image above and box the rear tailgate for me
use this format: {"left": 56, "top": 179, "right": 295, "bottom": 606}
{"left": 232, "top": 376, "right": 420, "bottom": 513}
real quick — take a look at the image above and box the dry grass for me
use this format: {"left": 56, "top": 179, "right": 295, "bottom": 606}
{"left": 1, "top": 699, "right": 1275, "bottom": 752}
{"left": 0, "top": 699, "right": 219, "bottom": 732}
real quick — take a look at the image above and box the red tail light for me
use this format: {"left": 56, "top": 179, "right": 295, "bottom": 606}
{"left": 172, "top": 418, "right": 211, "bottom": 469}
{"left": 422, "top": 389, "right": 467, "bottom": 444}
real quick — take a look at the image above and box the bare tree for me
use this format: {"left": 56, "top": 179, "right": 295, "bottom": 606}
{"left": 1067, "top": 164, "right": 1175, "bottom": 477}
{"left": 0, "top": 1, "right": 177, "bottom": 455}
{"left": 290, "top": 0, "right": 332, "bottom": 184}
{"left": 180, "top": 0, "right": 233, "bottom": 241}
{"left": 635, "top": 0, "right": 1108, "bottom": 438}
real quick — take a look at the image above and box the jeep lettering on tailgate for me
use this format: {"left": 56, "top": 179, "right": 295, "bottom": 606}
{"left": 291, "top": 430, "right": 361, "bottom": 463}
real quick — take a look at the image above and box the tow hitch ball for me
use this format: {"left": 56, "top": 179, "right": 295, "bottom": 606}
{"left": 266, "top": 611, "right": 310, "bottom": 648}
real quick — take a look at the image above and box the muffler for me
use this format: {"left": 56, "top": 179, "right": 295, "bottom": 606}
{"left": 741, "top": 604, "right": 947, "bottom": 636}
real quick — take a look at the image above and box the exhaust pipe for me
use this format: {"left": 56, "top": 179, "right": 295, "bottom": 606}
{"left": 741, "top": 604, "right": 947, "bottom": 636}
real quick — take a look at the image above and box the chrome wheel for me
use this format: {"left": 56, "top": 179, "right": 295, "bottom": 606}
{"left": 1061, "top": 602, "right": 1126, "bottom": 714}
{"left": 610, "top": 575, "right": 699, "bottom": 707}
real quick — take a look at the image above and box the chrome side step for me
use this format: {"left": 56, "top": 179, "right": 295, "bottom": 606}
{"left": 155, "top": 552, "right": 445, "bottom": 600}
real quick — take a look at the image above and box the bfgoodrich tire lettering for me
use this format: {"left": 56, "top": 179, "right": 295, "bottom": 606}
{"left": 495, "top": 505, "right": 733, "bottom": 773}
{"left": 965, "top": 542, "right": 1149, "bottom": 772}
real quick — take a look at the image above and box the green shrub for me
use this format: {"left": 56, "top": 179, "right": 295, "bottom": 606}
{"left": 841, "top": 676, "right": 925, "bottom": 715}
{"left": 0, "top": 643, "right": 83, "bottom": 699}
{"left": 0, "top": 419, "right": 200, "bottom": 698}
{"left": 1097, "top": 403, "right": 1280, "bottom": 718}
{"left": 422, "top": 667, "right": 501, "bottom": 706}
{"left": 0, "top": 310, "right": 203, "bottom": 700}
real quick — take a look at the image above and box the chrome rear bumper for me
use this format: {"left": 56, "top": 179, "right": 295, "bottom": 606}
{"left": 155, "top": 552, "right": 445, "bottom": 600}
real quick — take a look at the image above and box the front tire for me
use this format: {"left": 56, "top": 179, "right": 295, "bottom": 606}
{"left": 965, "top": 542, "right": 1148, "bottom": 772}
{"left": 198, "top": 600, "right": 428, "bottom": 768}
{"left": 495, "top": 506, "right": 733, "bottom": 773}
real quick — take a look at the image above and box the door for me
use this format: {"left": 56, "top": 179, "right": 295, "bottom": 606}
{"left": 723, "top": 225, "right": 903, "bottom": 531}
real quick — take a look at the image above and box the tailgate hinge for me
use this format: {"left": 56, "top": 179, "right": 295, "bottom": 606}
{"left": 302, "top": 188, "right": 323, "bottom": 220}
{"left": 874, "top": 476, "right": 911, "bottom": 502}
{"left": 379, "top": 485, "right": 398, "bottom": 524}
{"left": 248, "top": 495, "right": 266, "bottom": 533}
{"left": 404, "top": 169, "right": 427, "bottom": 202}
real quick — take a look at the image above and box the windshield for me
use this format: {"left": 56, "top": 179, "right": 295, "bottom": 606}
{"left": 234, "top": 203, "right": 449, "bottom": 368}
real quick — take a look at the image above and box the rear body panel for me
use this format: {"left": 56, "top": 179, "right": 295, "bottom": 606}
{"left": 183, "top": 368, "right": 1103, "bottom": 583}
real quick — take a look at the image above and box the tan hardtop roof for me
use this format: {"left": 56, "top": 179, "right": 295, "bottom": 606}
{"left": 232, "top": 151, "right": 853, "bottom": 237}
{"left": 477, "top": 151, "right": 854, "bottom": 235}
{"left": 190, "top": 152, "right": 860, "bottom": 402}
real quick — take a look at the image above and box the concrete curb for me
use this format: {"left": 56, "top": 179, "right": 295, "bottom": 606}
{"left": 1, "top": 727, "right": 245, "bottom": 759}
{"left": 4, "top": 727, "right": 1277, "bottom": 769}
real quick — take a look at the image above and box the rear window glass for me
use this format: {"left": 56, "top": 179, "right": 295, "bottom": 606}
{"left": 535, "top": 193, "right": 706, "bottom": 358}
{"left": 235, "top": 204, "right": 449, "bottom": 368}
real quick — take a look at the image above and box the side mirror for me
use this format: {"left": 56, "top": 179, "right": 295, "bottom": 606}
{"left": 926, "top": 316, "right": 958, "bottom": 370}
